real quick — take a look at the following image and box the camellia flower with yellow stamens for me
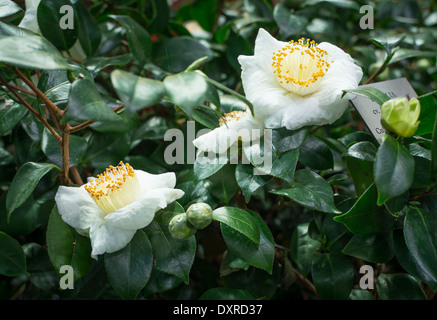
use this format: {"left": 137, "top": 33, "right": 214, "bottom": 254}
{"left": 55, "top": 161, "right": 184, "bottom": 257}
{"left": 192, "top": 108, "right": 265, "bottom": 156}
{"left": 238, "top": 28, "right": 363, "bottom": 130}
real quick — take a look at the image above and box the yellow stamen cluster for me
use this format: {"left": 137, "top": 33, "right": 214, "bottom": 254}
{"left": 219, "top": 110, "right": 247, "bottom": 126}
{"left": 84, "top": 161, "right": 141, "bottom": 215}
{"left": 272, "top": 37, "right": 332, "bottom": 96}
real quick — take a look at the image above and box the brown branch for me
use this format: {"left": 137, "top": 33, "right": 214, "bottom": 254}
{"left": 293, "top": 269, "right": 320, "bottom": 299}
{"left": 0, "top": 78, "right": 62, "bottom": 143}
{"left": 11, "top": 67, "right": 64, "bottom": 118}
{"left": 69, "top": 104, "right": 125, "bottom": 133}
{"left": 5, "top": 84, "right": 36, "bottom": 97}
{"left": 70, "top": 165, "right": 84, "bottom": 186}
{"left": 61, "top": 124, "right": 73, "bottom": 185}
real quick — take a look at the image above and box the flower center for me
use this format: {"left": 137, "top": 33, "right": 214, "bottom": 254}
{"left": 84, "top": 161, "right": 141, "bottom": 215}
{"left": 272, "top": 38, "right": 332, "bottom": 96}
{"left": 219, "top": 110, "right": 247, "bottom": 127}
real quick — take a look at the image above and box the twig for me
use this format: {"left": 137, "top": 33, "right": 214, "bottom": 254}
{"left": 70, "top": 165, "right": 84, "bottom": 186}
{"left": 0, "top": 77, "right": 62, "bottom": 143}
{"left": 293, "top": 269, "right": 320, "bottom": 299}
{"left": 61, "top": 124, "right": 73, "bottom": 185}
{"left": 69, "top": 104, "right": 125, "bottom": 133}
{"left": 11, "top": 67, "right": 64, "bottom": 118}
{"left": 5, "top": 84, "right": 36, "bottom": 97}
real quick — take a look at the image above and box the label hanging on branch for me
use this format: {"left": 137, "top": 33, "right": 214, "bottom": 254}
{"left": 349, "top": 78, "right": 418, "bottom": 144}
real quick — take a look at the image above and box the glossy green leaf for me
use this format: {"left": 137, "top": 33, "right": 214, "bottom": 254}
{"left": 64, "top": 78, "right": 122, "bottom": 123}
{"left": 269, "top": 149, "right": 299, "bottom": 184}
{"left": 393, "top": 230, "right": 437, "bottom": 291}
{"left": 0, "top": 194, "right": 53, "bottom": 237}
{"left": 6, "top": 162, "right": 59, "bottom": 218}
{"left": 85, "top": 54, "right": 132, "bottom": 77}
{"left": 376, "top": 273, "right": 426, "bottom": 300}
{"left": 110, "top": 15, "right": 151, "bottom": 67}
{"left": 74, "top": 0, "right": 102, "bottom": 57}
{"left": 46, "top": 205, "right": 92, "bottom": 281}
{"left": 0, "top": 20, "right": 34, "bottom": 36}
{"left": 272, "top": 170, "right": 340, "bottom": 214}
{"left": 345, "top": 156, "right": 374, "bottom": 196}
{"left": 235, "top": 164, "right": 270, "bottom": 203}
{"left": 311, "top": 252, "right": 354, "bottom": 300}
{"left": 0, "top": 35, "right": 73, "bottom": 70}
{"left": 111, "top": 69, "right": 165, "bottom": 113}
{"left": 370, "top": 34, "right": 406, "bottom": 55}
{"left": 191, "top": 105, "right": 220, "bottom": 129}
{"left": 204, "top": 164, "right": 239, "bottom": 204}
{"left": 374, "top": 135, "right": 415, "bottom": 205}
{"left": 194, "top": 152, "right": 227, "bottom": 181}
{"left": 153, "top": 37, "right": 215, "bottom": 73}
{"left": 213, "top": 206, "right": 260, "bottom": 244}
{"left": 403, "top": 206, "right": 437, "bottom": 285}
{"left": 334, "top": 183, "right": 396, "bottom": 236}
{"left": 273, "top": 3, "right": 307, "bottom": 38}
{"left": 23, "top": 243, "right": 59, "bottom": 291}
{"left": 271, "top": 126, "right": 308, "bottom": 153}
{"left": 0, "top": 231, "right": 27, "bottom": 277}
{"left": 299, "top": 135, "right": 334, "bottom": 170}
{"left": 220, "top": 210, "right": 274, "bottom": 273}
{"left": 416, "top": 93, "right": 437, "bottom": 136}
{"left": 163, "top": 71, "right": 208, "bottom": 116}
{"left": 343, "top": 87, "right": 390, "bottom": 106}
{"left": 0, "top": 102, "right": 28, "bottom": 136}
{"left": 37, "top": 0, "right": 79, "bottom": 51}
{"left": 290, "top": 223, "right": 320, "bottom": 276}
{"left": 145, "top": 221, "right": 196, "bottom": 284}
{"left": 343, "top": 141, "right": 377, "bottom": 162}
{"left": 105, "top": 230, "right": 153, "bottom": 300}
{"left": 342, "top": 232, "right": 394, "bottom": 263}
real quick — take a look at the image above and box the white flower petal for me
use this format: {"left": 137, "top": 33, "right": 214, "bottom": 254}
{"left": 89, "top": 223, "right": 137, "bottom": 257}
{"left": 134, "top": 170, "right": 177, "bottom": 194}
{"left": 104, "top": 188, "right": 184, "bottom": 230}
{"left": 55, "top": 185, "right": 104, "bottom": 231}
{"left": 193, "top": 113, "right": 264, "bottom": 154}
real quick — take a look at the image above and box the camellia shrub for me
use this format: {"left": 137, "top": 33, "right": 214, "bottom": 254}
{"left": 0, "top": 0, "right": 436, "bottom": 301}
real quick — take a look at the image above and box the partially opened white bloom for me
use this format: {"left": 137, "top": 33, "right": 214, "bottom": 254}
{"left": 193, "top": 109, "right": 272, "bottom": 174}
{"left": 55, "top": 162, "right": 184, "bottom": 257}
{"left": 193, "top": 108, "right": 265, "bottom": 155}
{"left": 238, "top": 28, "right": 363, "bottom": 130}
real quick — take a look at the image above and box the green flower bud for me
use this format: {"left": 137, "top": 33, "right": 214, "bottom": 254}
{"left": 186, "top": 203, "right": 213, "bottom": 230}
{"left": 380, "top": 97, "right": 421, "bottom": 138}
{"left": 169, "top": 213, "right": 196, "bottom": 240}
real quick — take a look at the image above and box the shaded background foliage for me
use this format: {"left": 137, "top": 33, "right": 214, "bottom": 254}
{"left": 0, "top": 0, "right": 436, "bottom": 300}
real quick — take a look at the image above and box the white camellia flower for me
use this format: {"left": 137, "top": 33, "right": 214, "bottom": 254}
{"left": 193, "top": 108, "right": 265, "bottom": 155}
{"left": 55, "top": 162, "right": 184, "bottom": 257}
{"left": 238, "top": 28, "right": 363, "bottom": 130}
{"left": 193, "top": 109, "right": 272, "bottom": 174}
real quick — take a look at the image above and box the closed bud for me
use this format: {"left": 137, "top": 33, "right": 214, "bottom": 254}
{"left": 169, "top": 213, "right": 196, "bottom": 240}
{"left": 380, "top": 97, "right": 421, "bottom": 138}
{"left": 186, "top": 203, "right": 213, "bottom": 229}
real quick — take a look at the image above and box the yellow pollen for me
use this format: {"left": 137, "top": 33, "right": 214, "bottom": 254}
{"left": 84, "top": 161, "right": 141, "bottom": 215}
{"left": 271, "top": 37, "right": 330, "bottom": 96}
{"left": 219, "top": 110, "right": 248, "bottom": 126}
